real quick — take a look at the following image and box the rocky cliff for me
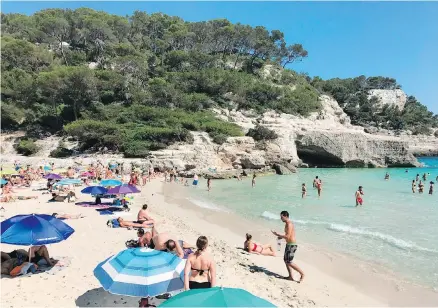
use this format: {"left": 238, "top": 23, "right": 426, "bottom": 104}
{"left": 2, "top": 90, "right": 429, "bottom": 176}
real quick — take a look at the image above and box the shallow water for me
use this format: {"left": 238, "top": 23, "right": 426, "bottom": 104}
{"left": 188, "top": 158, "right": 438, "bottom": 288}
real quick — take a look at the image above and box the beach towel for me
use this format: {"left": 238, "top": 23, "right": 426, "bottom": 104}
{"left": 76, "top": 201, "right": 111, "bottom": 208}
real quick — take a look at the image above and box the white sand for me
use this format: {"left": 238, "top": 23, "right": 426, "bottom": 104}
{"left": 1, "top": 178, "right": 437, "bottom": 307}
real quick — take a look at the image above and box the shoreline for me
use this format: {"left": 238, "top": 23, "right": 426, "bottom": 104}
{"left": 159, "top": 181, "right": 438, "bottom": 306}
{"left": 1, "top": 177, "right": 437, "bottom": 307}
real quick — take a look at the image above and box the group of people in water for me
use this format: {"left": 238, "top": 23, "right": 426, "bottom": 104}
{"left": 409, "top": 172, "right": 435, "bottom": 194}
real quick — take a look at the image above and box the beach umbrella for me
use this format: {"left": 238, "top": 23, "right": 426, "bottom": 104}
{"left": 100, "top": 179, "right": 122, "bottom": 187}
{"left": 107, "top": 184, "right": 140, "bottom": 195}
{"left": 1, "top": 168, "right": 16, "bottom": 175}
{"left": 43, "top": 173, "right": 62, "bottom": 180}
{"left": 94, "top": 248, "right": 185, "bottom": 297}
{"left": 1, "top": 214, "right": 75, "bottom": 246}
{"left": 159, "top": 287, "right": 275, "bottom": 307}
{"left": 1, "top": 179, "right": 8, "bottom": 185}
{"left": 58, "top": 178, "right": 82, "bottom": 184}
{"left": 81, "top": 186, "right": 108, "bottom": 195}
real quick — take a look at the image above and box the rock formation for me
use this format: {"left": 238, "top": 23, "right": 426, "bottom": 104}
{"left": 2, "top": 90, "right": 434, "bottom": 174}
{"left": 368, "top": 89, "right": 407, "bottom": 111}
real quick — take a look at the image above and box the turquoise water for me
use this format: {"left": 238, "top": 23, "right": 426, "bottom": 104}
{"left": 189, "top": 158, "right": 438, "bottom": 288}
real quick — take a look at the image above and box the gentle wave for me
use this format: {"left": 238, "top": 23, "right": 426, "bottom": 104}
{"left": 328, "top": 224, "right": 438, "bottom": 254}
{"left": 187, "top": 198, "right": 228, "bottom": 212}
{"left": 261, "top": 211, "right": 328, "bottom": 225}
{"left": 261, "top": 211, "right": 437, "bottom": 254}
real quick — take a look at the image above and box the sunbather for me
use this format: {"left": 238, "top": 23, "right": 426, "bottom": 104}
{"left": 52, "top": 213, "right": 85, "bottom": 219}
{"left": 136, "top": 204, "right": 155, "bottom": 224}
{"left": 137, "top": 228, "right": 154, "bottom": 247}
{"left": 244, "top": 233, "right": 276, "bottom": 256}
{"left": 117, "top": 217, "right": 153, "bottom": 228}
{"left": 28, "top": 245, "right": 54, "bottom": 266}
{"left": 150, "top": 227, "right": 184, "bottom": 258}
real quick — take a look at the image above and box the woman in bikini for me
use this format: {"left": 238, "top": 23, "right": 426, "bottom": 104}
{"left": 244, "top": 233, "right": 276, "bottom": 256}
{"left": 184, "top": 236, "right": 216, "bottom": 290}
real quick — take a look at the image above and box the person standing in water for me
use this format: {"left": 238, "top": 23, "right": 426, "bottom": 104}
{"left": 416, "top": 174, "right": 420, "bottom": 182}
{"left": 418, "top": 180, "right": 424, "bottom": 193}
{"left": 384, "top": 172, "right": 390, "bottom": 180}
{"left": 271, "top": 211, "right": 305, "bottom": 283}
{"left": 301, "top": 183, "right": 307, "bottom": 198}
{"left": 423, "top": 173, "right": 427, "bottom": 181}
{"left": 252, "top": 173, "right": 256, "bottom": 188}
{"left": 207, "top": 178, "right": 211, "bottom": 191}
{"left": 412, "top": 180, "right": 416, "bottom": 193}
{"left": 316, "top": 179, "right": 322, "bottom": 197}
{"left": 355, "top": 186, "right": 364, "bottom": 206}
{"left": 429, "top": 182, "right": 434, "bottom": 195}
{"left": 313, "top": 176, "right": 319, "bottom": 188}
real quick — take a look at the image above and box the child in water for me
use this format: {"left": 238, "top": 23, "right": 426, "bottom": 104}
{"left": 301, "top": 183, "right": 307, "bottom": 198}
{"left": 355, "top": 186, "right": 364, "bottom": 206}
{"left": 412, "top": 180, "right": 416, "bottom": 193}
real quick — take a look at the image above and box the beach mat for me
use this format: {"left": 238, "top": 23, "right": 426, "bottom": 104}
{"left": 76, "top": 201, "right": 111, "bottom": 208}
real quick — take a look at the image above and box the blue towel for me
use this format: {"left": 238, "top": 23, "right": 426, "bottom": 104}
{"left": 99, "top": 210, "right": 114, "bottom": 215}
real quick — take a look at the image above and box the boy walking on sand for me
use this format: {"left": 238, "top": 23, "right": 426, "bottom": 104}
{"left": 271, "top": 211, "right": 305, "bottom": 283}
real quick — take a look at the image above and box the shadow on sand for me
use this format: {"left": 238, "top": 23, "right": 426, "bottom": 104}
{"left": 75, "top": 288, "right": 139, "bottom": 307}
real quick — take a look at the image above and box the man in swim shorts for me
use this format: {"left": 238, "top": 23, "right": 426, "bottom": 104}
{"left": 355, "top": 186, "right": 364, "bottom": 206}
{"left": 271, "top": 211, "right": 304, "bottom": 283}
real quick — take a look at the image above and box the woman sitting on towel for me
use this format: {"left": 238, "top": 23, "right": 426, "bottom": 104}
{"left": 244, "top": 233, "right": 276, "bottom": 256}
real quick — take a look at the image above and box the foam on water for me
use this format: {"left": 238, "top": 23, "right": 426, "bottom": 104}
{"left": 328, "top": 223, "right": 438, "bottom": 254}
{"left": 187, "top": 198, "right": 228, "bottom": 212}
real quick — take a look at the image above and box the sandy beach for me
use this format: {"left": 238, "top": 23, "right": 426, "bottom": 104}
{"left": 1, "top": 178, "right": 438, "bottom": 307}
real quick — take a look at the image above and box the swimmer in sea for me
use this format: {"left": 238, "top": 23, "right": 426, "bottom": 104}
{"left": 418, "top": 180, "right": 424, "bottom": 194}
{"left": 301, "top": 183, "right": 307, "bottom": 198}
{"left": 412, "top": 180, "right": 416, "bottom": 193}
{"left": 429, "top": 182, "right": 434, "bottom": 195}
{"left": 355, "top": 186, "right": 364, "bottom": 207}
{"left": 207, "top": 178, "right": 211, "bottom": 191}
{"left": 252, "top": 173, "right": 256, "bottom": 188}
{"left": 384, "top": 172, "right": 390, "bottom": 180}
{"left": 415, "top": 174, "right": 420, "bottom": 182}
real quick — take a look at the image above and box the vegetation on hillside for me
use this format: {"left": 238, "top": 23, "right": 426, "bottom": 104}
{"left": 1, "top": 8, "right": 437, "bottom": 156}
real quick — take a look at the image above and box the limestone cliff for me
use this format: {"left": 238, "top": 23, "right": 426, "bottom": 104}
{"left": 2, "top": 90, "right": 434, "bottom": 174}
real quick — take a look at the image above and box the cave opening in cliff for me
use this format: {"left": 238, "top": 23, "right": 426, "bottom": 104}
{"left": 296, "top": 145, "right": 345, "bottom": 167}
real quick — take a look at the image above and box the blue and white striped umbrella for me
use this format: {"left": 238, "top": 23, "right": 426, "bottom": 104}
{"left": 94, "top": 248, "right": 185, "bottom": 297}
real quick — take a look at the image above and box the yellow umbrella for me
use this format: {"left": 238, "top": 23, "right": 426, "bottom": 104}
{"left": 0, "top": 168, "right": 16, "bottom": 175}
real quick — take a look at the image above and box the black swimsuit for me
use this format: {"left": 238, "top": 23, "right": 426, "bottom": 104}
{"left": 189, "top": 268, "right": 211, "bottom": 289}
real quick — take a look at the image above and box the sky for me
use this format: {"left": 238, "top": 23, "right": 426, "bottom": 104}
{"left": 2, "top": 1, "right": 438, "bottom": 113}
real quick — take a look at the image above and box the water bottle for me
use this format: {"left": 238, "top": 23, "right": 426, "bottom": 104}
{"left": 277, "top": 238, "right": 282, "bottom": 252}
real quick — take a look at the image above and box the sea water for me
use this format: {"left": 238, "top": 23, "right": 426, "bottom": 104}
{"left": 188, "top": 158, "right": 438, "bottom": 288}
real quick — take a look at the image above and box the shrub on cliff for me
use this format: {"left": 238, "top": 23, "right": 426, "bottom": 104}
{"left": 50, "top": 146, "right": 73, "bottom": 158}
{"left": 15, "top": 139, "right": 39, "bottom": 156}
{"left": 246, "top": 126, "right": 278, "bottom": 141}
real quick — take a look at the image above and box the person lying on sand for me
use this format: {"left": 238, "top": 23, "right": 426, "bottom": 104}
{"left": 117, "top": 217, "right": 153, "bottom": 229}
{"left": 150, "top": 227, "right": 184, "bottom": 258}
{"left": 0, "top": 195, "right": 38, "bottom": 202}
{"left": 164, "top": 239, "right": 195, "bottom": 258}
{"left": 52, "top": 213, "right": 85, "bottom": 220}
{"left": 137, "top": 228, "right": 154, "bottom": 248}
{"left": 29, "top": 245, "right": 55, "bottom": 266}
{"left": 244, "top": 233, "right": 276, "bottom": 256}
{"left": 136, "top": 204, "right": 155, "bottom": 224}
